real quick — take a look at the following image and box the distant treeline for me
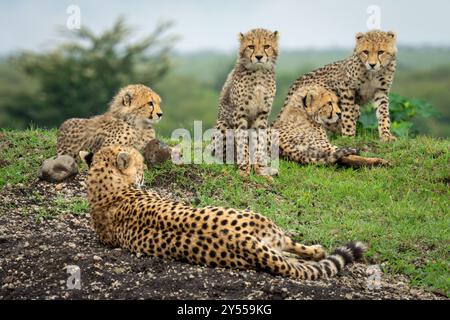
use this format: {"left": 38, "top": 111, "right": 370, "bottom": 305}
{"left": 0, "top": 19, "right": 448, "bottom": 137}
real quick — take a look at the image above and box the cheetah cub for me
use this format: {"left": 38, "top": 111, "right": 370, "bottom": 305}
{"left": 57, "top": 84, "right": 163, "bottom": 159}
{"left": 272, "top": 85, "right": 389, "bottom": 166}
{"left": 212, "top": 28, "right": 278, "bottom": 178}
{"left": 287, "top": 30, "right": 398, "bottom": 142}
{"left": 81, "top": 145, "right": 366, "bottom": 281}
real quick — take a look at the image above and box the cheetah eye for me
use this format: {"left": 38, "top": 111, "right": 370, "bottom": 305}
{"left": 264, "top": 45, "right": 270, "bottom": 50}
{"left": 248, "top": 45, "right": 255, "bottom": 50}
{"left": 148, "top": 101, "right": 154, "bottom": 107}
{"left": 378, "top": 50, "right": 385, "bottom": 55}
{"left": 362, "top": 50, "right": 369, "bottom": 55}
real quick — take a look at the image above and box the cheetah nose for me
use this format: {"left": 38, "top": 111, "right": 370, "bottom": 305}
{"left": 157, "top": 112, "right": 163, "bottom": 118}
{"left": 255, "top": 55, "right": 263, "bottom": 61}
{"left": 369, "top": 63, "right": 377, "bottom": 69}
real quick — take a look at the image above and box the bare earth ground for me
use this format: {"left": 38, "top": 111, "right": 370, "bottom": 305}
{"left": 0, "top": 173, "right": 444, "bottom": 300}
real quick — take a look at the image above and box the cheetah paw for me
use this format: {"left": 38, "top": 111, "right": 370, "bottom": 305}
{"left": 310, "top": 245, "right": 327, "bottom": 261}
{"left": 380, "top": 134, "right": 397, "bottom": 143}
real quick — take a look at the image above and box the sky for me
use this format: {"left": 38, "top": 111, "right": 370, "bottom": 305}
{"left": 1, "top": 0, "right": 450, "bottom": 54}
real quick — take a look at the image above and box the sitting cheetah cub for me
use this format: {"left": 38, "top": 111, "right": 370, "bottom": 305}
{"left": 272, "top": 85, "right": 389, "bottom": 167}
{"left": 287, "top": 30, "right": 398, "bottom": 142}
{"left": 81, "top": 145, "right": 366, "bottom": 281}
{"left": 57, "top": 84, "right": 163, "bottom": 159}
{"left": 212, "top": 28, "right": 279, "bottom": 178}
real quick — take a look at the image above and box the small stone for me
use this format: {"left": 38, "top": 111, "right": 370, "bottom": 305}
{"left": 2, "top": 276, "right": 14, "bottom": 284}
{"left": 113, "top": 267, "right": 125, "bottom": 274}
{"left": 93, "top": 255, "right": 102, "bottom": 261}
{"left": 144, "top": 139, "right": 172, "bottom": 165}
{"left": 39, "top": 155, "right": 78, "bottom": 183}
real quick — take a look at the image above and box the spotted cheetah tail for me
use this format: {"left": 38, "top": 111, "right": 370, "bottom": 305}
{"left": 322, "top": 241, "right": 367, "bottom": 277}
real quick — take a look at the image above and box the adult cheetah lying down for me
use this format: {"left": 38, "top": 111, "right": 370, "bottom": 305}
{"left": 81, "top": 145, "right": 366, "bottom": 280}
{"left": 272, "top": 85, "right": 389, "bottom": 167}
{"left": 57, "top": 84, "right": 163, "bottom": 159}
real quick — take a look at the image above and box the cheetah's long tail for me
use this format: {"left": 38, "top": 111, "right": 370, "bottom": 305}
{"left": 314, "top": 241, "right": 367, "bottom": 278}
{"left": 247, "top": 239, "right": 366, "bottom": 280}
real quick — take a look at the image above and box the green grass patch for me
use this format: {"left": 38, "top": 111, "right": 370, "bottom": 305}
{"left": 1, "top": 128, "right": 449, "bottom": 295}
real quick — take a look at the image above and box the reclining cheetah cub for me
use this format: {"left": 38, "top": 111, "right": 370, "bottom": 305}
{"left": 287, "top": 30, "right": 398, "bottom": 142}
{"left": 81, "top": 145, "right": 366, "bottom": 280}
{"left": 212, "top": 28, "right": 279, "bottom": 178}
{"left": 57, "top": 84, "right": 163, "bottom": 159}
{"left": 272, "top": 85, "right": 389, "bottom": 167}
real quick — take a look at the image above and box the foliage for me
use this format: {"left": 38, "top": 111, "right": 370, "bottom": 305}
{"left": 358, "top": 93, "right": 439, "bottom": 137}
{"left": 1, "top": 129, "right": 449, "bottom": 295}
{"left": 0, "top": 18, "right": 177, "bottom": 129}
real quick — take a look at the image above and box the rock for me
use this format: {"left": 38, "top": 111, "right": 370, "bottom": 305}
{"left": 39, "top": 155, "right": 78, "bottom": 183}
{"left": 143, "top": 139, "right": 172, "bottom": 165}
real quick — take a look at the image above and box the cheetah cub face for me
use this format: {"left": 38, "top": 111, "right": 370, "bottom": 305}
{"left": 239, "top": 28, "right": 279, "bottom": 70}
{"left": 109, "top": 84, "right": 163, "bottom": 129}
{"left": 302, "top": 87, "right": 341, "bottom": 125}
{"left": 81, "top": 146, "right": 146, "bottom": 189}
{"left": 355, "top": 30, "right": 397, "bottom": 72}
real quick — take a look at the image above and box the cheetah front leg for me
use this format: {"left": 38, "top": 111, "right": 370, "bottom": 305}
{"left": 339, "top": 90, "right": 358, "bottom": 137}
{"left": 252, "top": 112, "right": 278, "bottom": 178}
{"left": 279, "top": 137, "right": 359, "bottom": 165}
{"left": 233, "top": 112, "right": 251, "bottom": 177}
{"left": 212, "top": 120, "right": 230, "bottom": 163}
{"left": 373, "top": 90, "right": 396, "bottom": 142}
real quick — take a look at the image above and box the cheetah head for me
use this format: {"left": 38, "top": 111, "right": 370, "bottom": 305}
{"left": 355, "top": 30, "right": 397, "bottom": 72}
{"left": 80, "top": 146, "right": 146, "bottom": 189}
{"left": 301, "top": 86, "right": 341, "bottom": 125}
{"left": 108, "top": 84, "right": 163, "bottom": 129}
{"left": 238, "top": 28, "right": 279, "bottom": 70}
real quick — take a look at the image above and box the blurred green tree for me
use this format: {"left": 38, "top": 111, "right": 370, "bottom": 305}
{"left": 1, "top": 17, "right": 177, "bottom": 129}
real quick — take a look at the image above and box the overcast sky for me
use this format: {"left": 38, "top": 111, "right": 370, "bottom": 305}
{"left": 1, "top": 0, "right": 450, "bottom": 54}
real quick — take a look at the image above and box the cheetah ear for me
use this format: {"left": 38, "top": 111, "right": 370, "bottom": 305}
{"left": 355, "top": 32, "right": 365, "bottom": 41}
{"left": 123, "top": 93, "right": 132, "bottom": 107}
{"left": 117, "top": 152, "right": 130, "bottom": 170}
{"left": 79, "top": 151, "right": 94, "bottom": 168}
{"left": 238, "top": 32, "right": 245, "bottom": 41}
{"left": 272, "top": 31, "right": 279, "bottom": 40}
{"left": 301, "top": 92, "right": 315, "bottom": 109}
{"left": 387, "top": 31, "right": 396, "bottom": 40}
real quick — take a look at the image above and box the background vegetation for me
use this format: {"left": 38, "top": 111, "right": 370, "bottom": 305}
{"left": 0, "top": 20, "right": 448, "bottom": 296}
{"left": 0, "top": 129, "right": 448, "bottom": 295}
{"left": 0, "top": 19, "right": 449, "bottom": 137}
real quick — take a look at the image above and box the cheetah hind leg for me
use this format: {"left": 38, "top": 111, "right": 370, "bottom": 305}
{"left": 338, "top": 155, "right": 390, "bottom": 167}
{"left": 281, "top": 238, "right": 327, "bottom": 261}
{"left": 239, "top": 238, "right": 366, "bottom": 280}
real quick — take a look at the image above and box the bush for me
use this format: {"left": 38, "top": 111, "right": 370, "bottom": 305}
{"left": 358, "top": 93, "right": 439, "bottom": 137}
{"left": 1, "top": 18, "right": 177, "bottom": 129}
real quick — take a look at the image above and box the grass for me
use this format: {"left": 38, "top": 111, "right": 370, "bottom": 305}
{"left": 0, "top": 128, "right": 449, "bottom": 295}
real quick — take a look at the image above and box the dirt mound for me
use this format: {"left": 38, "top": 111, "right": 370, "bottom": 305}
{"left": 0, "top": 175, "right": 443, "bottom": 300}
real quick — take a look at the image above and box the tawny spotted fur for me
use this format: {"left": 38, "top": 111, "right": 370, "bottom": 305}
{"left": 57, "top": 84, "right": 163, "bottom": 158}
{"left": 285, "top": 30, "right": 398, "bottom": 142}
{"left": 82, "top": 145, "right": 366, "bottom": 281}
{"left": 212, "top": 28, "right": 279, "bottom": 178}
{"left": 271, "top": 85, "right": 389, "bottom": 166}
